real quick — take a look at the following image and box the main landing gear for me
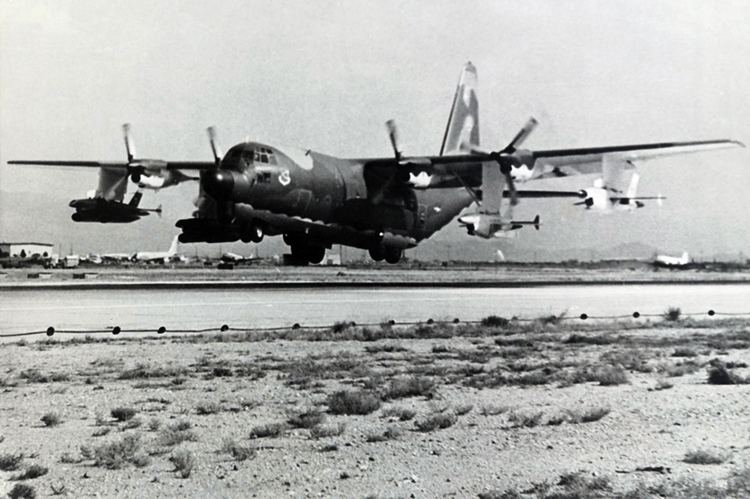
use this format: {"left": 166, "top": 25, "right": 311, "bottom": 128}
{"left": 368, "top": 245, "right": 403, "bottom": 264}
{"left": 290, "top": 243, "right": 326, "bottom": 264}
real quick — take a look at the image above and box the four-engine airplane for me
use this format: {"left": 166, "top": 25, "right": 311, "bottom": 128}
{"left": 8, "top": 63, "right": 744, "bottom": 263}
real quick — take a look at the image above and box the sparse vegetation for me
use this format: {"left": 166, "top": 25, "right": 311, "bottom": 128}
{"left": 364, "top": 343, "right": 409, "bottom": 354}
{"left": 40, "top": 412, "right": 62, "bottom": 427}
{"left": 12, "top": 464, "right": 48, "bottom": 481}
{"left": 707, "top": 360, "right": 747, "bottom": 384}
{"left": 118, "top": 364, "right": 187, "bottom": 380}
{"left": 221, "top": 439, "right": 256, "bottom": 461}
{"left": 310, "top": 422, "right": 346, "bottom": 439}
{"left": 381, "top": 406, "right": 417, "bottom": 421}
{"left": 455, "top": 404, "right": 473, "bottom": 416}
{"left": 170, "top": 449, "right": 194, "bottom": 478}
{"left": 480, "top": 405, "right": 510, "bottom": 416}
{"left": 684, "top": 449, "right": 727, "bottom": 465}
{"left": 663, "top": 307, "right": 682, "bottom": 322}
{"left": 415, "top": 411, "right": 457, "bottom": 432}
{"left": 111, "top": 407, "right": 137, "bottom": 422}
{"left": 480, "top": 315, "right": 510, "bottom": 328}
{"left": 92, "top": 427, "right": 111, "bottom": 437}
{"left": 0, "top": 453, "right": 24, "bottom": 471}
{"left": 8, "top": 484, "right": 36, "bottom": 499}
{"left": 157, "top": 421, "right": 198, "bottom": 447}
{"left": 250, "top": 422, "right": 285, "bottom": 439}
{"left": 366, "top": 426, "right": 403, "bottom": 442}
{"left": 327, "top": 389, "right": 381, "bottom": 415}
{"left": 508, "top": 410, "right": 544, "bottom": 428}
{"left": 19, "top": 369, "right": 69, "bottom": 383}
{"left": 578, "top": 406, "right": 611, "bottom": 423}
{"left": 672, "top": 347, "right": 698, "bottom": 357}
{"left": 196, "top": 402, "right": 221, "bottom": 415}
{"left": 288, "top": 409, "right": 326, "bottom": 429}
{"left": 384, "top": 376, "right": 435, "bottom": 399}
{"left": 93, "top": 434, "right": 150, "bottom": 469}
{"left": 590, "top": 365, "right": 629, "bottom": 386}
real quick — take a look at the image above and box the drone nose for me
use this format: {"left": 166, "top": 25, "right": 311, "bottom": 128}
{"left": 204, "top": 170, "right": 235, "bottom": 200}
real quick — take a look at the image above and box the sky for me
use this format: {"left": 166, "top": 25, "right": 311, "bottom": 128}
{"left": 1, "top": 0, "right": 749, "bottom": 260}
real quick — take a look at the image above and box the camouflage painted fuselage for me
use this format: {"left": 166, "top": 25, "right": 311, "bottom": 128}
{"left": 203, "top": 141, "right": 474, "bottom": 250}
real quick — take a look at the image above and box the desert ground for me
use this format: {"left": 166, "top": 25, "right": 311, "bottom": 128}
{"left": 2, "top": 316, "right": 750, "bottom": 498}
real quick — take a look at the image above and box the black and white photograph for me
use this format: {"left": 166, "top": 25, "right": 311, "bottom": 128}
{"left": 2, "top": 1, "right": 750, "bottom": 497}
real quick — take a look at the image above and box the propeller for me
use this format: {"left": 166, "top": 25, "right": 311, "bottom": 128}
{"left": 462, "top": 116, "right": 539, "bottom": 207}
{"left": 198, "top": 126, "right": 234, "bottom": 224}
{"left": 207, "top": 126, "right": 223, "bottom": 167}
{"left": 385, "top": 119, "right": 402, "bottom": 161}
{"left": 121, "top": 123, "right": 168, "bottom": 183}
{"left": 122, "top": 123, "right": 140, "bottom": 182}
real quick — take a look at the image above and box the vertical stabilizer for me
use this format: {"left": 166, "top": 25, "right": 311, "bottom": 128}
{"left": 167, "top": 235, "right": 179, "bottom": 257}
{"left": 440, "top": 62, "right": 480, "bottom": 156}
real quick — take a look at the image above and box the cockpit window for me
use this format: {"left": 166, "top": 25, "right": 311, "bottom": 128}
{"left": 254, "top": 147, "right": 276, "bottom": 165}
{"left": 241, "top": 150, "right": 254, "bottom": 167}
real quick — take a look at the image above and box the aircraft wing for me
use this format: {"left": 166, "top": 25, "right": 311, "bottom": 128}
{"left": 529, "top": 139, "right": 745, "bottom": 179}
{"left": 7, "top": 160, "right": 215, "bottom": 170}
{"left": 358, "top": 138, "right": 743, "bottom": 187}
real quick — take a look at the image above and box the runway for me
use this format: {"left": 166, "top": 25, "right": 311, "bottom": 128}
{"left": 2, "top": 283, "right": 748, "bottom": 337}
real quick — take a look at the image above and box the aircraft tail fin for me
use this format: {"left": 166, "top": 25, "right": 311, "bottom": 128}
{"left": 440, "top": 62, "right": 479, "bottom": 156}
{"left": 167, "top": 235, "right": 179, "bottom": 257}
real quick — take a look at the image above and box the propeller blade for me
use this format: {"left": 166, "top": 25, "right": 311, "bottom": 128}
{"left": 122, "top": 123, "right": 136, "bottom": 163}
{"left": 503, "top": 117, "right": 538, "bottom": 152}
{"left": 207, "top": 126, "right": 223, "bottom": 166}
{"left": 505, "top": 171, "right": 519, "bottom": 206}
{"left": 385, "top": 119, "right": 402, "bottom": 160}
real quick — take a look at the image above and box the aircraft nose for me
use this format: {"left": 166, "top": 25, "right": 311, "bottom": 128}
{"left": 203, "top": 169, "right": 235, "bottom": 200}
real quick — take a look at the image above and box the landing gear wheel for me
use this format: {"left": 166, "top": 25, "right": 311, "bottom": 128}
{"left": 306, "top": 246, "right": 325, "bottom": 264}
{"left": 290, "top": 244, "right": 325, "bottom": 264}
{"left": 368, "top": 246, "right": 385, "bottom": 262}
{"left": 384, "top": 247, "right": 403, "bottom": 264}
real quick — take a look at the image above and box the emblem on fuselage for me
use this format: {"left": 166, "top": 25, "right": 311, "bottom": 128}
{"left": 278, "top": 169, "right": 291, "bottom": 186}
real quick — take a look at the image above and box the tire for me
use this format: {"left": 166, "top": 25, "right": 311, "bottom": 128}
{"left": 384, "top": 246, "right": 402, "bottom": 264}
{"left": 307, "top": 246, "right": 326, "bottom": 264}
{"left": 368, "top": 246, "right": 385, "bottom": 262}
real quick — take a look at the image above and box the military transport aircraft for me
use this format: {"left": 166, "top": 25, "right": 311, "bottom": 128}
{"left": 8, "top": 63, "right": 743, "bottom": 263}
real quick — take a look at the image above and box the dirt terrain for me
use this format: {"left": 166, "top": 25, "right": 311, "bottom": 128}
{"left": 1, "top": 317, "right": 750, "bottom": 498}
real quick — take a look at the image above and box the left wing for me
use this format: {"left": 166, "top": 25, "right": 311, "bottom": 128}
{"left": 358, "top": 138, "right": 743, "bottom": 189}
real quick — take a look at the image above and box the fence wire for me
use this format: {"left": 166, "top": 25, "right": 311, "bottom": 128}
{"left": 2, "top": 308, "right": 749, "bottom": 339}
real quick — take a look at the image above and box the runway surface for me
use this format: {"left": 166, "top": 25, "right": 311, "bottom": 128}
{"left": 2, "top": 283, "right": 749, "bottom": 337}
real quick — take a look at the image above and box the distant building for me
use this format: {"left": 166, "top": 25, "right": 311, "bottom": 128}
{"left": 0, "top": 242, "right": 54, "bottom": 259}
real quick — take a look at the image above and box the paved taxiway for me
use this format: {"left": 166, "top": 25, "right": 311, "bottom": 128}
{"left": 2, "top": 283, "right": 749, "bottom": 336}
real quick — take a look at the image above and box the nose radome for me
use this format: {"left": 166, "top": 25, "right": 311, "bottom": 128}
{"left": 203, "top": 170, "right": 235, "bottom": 200}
